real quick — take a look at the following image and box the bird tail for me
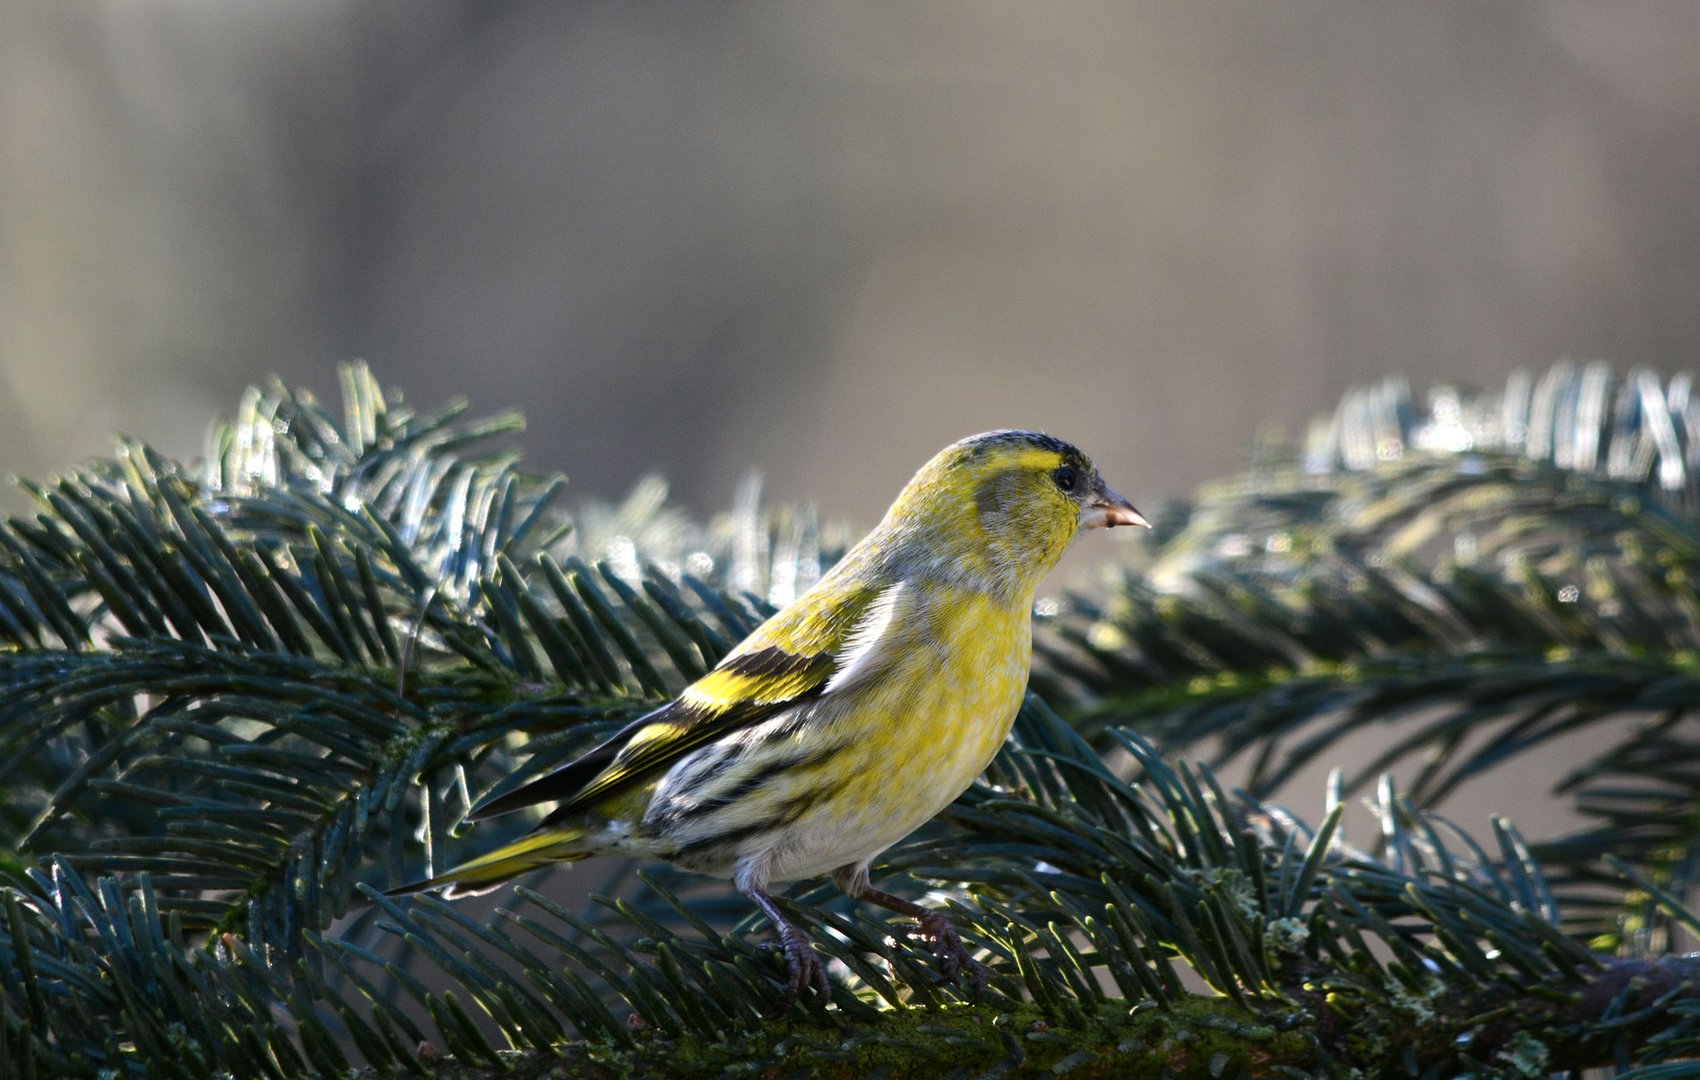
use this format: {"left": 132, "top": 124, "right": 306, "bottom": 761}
{"left": 384, "top": 828, "right": 592, "bottom": 899}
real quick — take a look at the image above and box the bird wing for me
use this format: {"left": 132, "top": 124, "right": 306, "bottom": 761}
{"left": 468, "top": 580, "right": 904, "bottom": 822}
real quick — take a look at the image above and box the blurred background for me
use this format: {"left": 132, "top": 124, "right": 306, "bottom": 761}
{"left": 5, "top": 1, "right": 1699, "bottom": 530}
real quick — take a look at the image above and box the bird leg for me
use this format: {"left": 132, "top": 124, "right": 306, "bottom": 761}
{"left": 746, "top": 887, "right": 832, "bottom": 1006}
{"left": 836, "top": 869, "right": 988, "bottom": 998}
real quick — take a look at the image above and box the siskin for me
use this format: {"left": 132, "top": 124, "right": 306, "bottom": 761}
{"left": 391, "top": 430, "right": 1147, "bottom": 1001}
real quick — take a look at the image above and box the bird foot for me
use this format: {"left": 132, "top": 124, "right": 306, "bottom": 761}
{"left": 912, "top": 910, "right": 989, "bottom": 1000}
{"left": 768, "top": 922, "right": 832, "bottom": 1008}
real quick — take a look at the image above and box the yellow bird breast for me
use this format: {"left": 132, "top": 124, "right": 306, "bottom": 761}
{"left": 760, "top": 590, "right": 1031, "bottom": 882}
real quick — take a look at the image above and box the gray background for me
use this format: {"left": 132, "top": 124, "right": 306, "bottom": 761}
{"left": 5, "top": 2, "right": 1699, "bottom": 834}
{"left": 6, "top": 2, "right": 1698, "bottom": 524}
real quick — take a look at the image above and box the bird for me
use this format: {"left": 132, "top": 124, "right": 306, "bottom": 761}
{"left": 389, "top": 429, "right": 1147, "bottom": 1003}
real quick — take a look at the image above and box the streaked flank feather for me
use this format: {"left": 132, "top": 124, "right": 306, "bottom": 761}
{"left": 388, "top": 429, "right": 1148, "bottom": 1002}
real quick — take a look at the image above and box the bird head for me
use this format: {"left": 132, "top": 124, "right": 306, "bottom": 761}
{"left": 878, "top": 430, "right": 1147, "bottom": 597}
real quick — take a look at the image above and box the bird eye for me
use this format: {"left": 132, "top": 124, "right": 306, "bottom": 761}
{"left": 1052, "top": 466, "right": 1078, "bottom": 493}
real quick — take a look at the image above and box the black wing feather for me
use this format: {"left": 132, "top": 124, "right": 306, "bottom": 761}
{"left": 468, "top": 704, "right": 668, "bottom": 820}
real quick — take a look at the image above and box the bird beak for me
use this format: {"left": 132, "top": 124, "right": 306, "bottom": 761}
{"left": 1080, "top": 480, "right": 1150, "bottom": 530}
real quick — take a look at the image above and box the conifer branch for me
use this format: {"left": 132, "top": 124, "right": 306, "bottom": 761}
{"left": 2, "top": 363, "right": 1698, "bottom": 1077}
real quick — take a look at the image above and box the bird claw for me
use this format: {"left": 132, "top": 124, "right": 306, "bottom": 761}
{"left": 770, "top": 925, "right": 832, "bottom": 1008}
{"left": 913, "top": 910, "right": 989, "bottom": 1000}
